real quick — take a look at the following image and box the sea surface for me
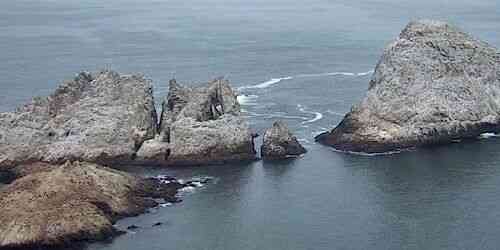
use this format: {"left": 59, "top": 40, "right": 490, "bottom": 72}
{"left": 1, "top": 0, "right": 500, "bottom": 249}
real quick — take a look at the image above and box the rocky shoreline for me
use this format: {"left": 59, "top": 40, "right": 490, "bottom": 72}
{"left": 0, "top": 161, "right": 187, "bottom": 250}
{"left": 261, "top": 121, "right": 306, "bottom": 160}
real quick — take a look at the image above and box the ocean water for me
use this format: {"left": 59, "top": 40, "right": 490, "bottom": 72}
{"left": 1, "top": 0, "right": 500, "bottom": 249}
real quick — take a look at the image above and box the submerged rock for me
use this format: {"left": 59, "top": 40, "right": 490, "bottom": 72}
{"left": 261, "top": 121, "right": 306, "bottom": 159}
{"left": 0, "top": 161, "right": 182, "bottom": 249}
{"left": 0, "top": 70, "right": 157, "bottom": 170}
{"left": 137, "top": 78, "right": 257, "bottom": 165}
{"left": 316, "top": 20, "right": 500, "bottom": 153}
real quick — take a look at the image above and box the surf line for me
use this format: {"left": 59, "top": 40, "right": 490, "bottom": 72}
{"left": 238, "top": 69, "right": 374, "bottom": 90}
{"left": 298, "top": 104, "right": 323, "bottom": 124}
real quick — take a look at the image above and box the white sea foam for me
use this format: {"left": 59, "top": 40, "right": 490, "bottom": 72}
{"left": 160, "top": 203, "right": 173, "bottom": 208}
{"left": 303, "top": 112, "right": 323, "bottom": 124}
{"left": 238, "top": 76, "right": 293, "bottom": 90}
{"left": 297, "top": 138, "right": 311, "bottom": 144}
{"left": 237, "top": 94, "right": 259, "bottom": 106}
{"left": 326, "top": 110, "right": 346, "bottom": 117}
{"left": 296, "top": 72, "right": 356, "bottom": 77}
{"left": 356, "top": 70, "right": 375, "bottom": 76}
{"left": 244, "top": 110, "right": 309, "bottom": 121}
{"left": 479, "top": 133, "right": 500, "bottom": 139}
{"left": 190, "top": 181, "right": 204, "bottom": 187}
{"left": 298, "top": 104, "right": 323, "bottom": 124}
{"left": 311, "top": 131, "right": 326, "bottom": 137}
{"left": 238, "top": 69, "right": 373, "bottom": 90}
{"left": 179, "top": 186, "right": 196, "bottom": 193}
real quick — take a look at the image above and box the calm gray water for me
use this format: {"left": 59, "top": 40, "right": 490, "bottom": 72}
{"left": 2, "top": 0, "right": 500, "bottom": 249}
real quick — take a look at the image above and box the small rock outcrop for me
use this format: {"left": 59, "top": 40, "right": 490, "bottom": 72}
{"left": 0, "top": 161, "right": 182, "bottom": 249}
{"left": 0, "top": 70, "right": 158, "bottom": 170}
{"left": 137, "top": 78, "right": 257, "bottom": 165}
{"left": 261, "top": 121, "right": 306, "bottom": 159}
{"left": 316, "top": 20, "right": 500, "bottom": 153}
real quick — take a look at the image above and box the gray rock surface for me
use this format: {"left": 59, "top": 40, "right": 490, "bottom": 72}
{"left": 316, "top": 20, "right": 500, "bottom": 153}
{"left": 0, "top": 71, "right": 257, "bottom": 171}
{"left": 0, "top": 70, "right": 158, "bottom": 170}
{"left": 136, "top": 78, "right": 257, "bottom": 165}
{"left": 261, "top": 121, "right": 306, "bottom": 159}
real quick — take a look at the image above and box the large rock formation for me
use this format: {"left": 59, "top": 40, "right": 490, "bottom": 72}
{"left": 0, "top": 71, "right": 257, "bottom": 172}
{"left": 0, "top": 70, "right": 157, "bottom": 170}
{"left": 136, "top": 78, "right": 257, "bottom": 165}
{"left": 0, "top": 161, "right": 182, "bottom": 249}
{"left": 316, "top": 20, "right": 500, "bottom": 153}
{"left": 261, "top": 121, "right": 306, "bottom": 159}
{"left": 0, "top": 72, "right": 252, "bottom": 249}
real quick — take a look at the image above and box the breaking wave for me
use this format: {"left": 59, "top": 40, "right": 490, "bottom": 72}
{"left": 479, "top": 133, "right": 500, "bottom": 139}
{"left": 238, "top": 69, "right": 374, "bottom": 90}
{"left": 237, "top": 94, "right": 259, "bottom": 106}
{"left": 244, "top": 110, "right": 309, "bottom": 121}
{"left": 238, "top": 77, "right": 293, "bottom": 90}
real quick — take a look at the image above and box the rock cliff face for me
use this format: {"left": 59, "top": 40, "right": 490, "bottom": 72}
{"left": 0, "top": 71, "right": 157, "bottom": 169}
{"left": 0, "top": 72, "right": 257, "bottom": 170}
{"left": 261, "top": 121, "right": 306, "bottom": 159}
{"left": 316, "top": 20, "right": 500, "bottom": 153}
{"left": 137, "top": 78, "right": 257, "bottom": 165}
{"left": 0, "top": 161, "right": 180, "bottom": 249}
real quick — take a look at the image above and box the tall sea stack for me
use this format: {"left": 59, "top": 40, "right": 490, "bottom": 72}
{"left": 316, "top": 20, "right": 500, "bottom": 153}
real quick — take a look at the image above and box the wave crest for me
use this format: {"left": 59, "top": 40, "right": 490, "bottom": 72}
{"left": 239, "top": 69, "right": 373, "bottom": 90}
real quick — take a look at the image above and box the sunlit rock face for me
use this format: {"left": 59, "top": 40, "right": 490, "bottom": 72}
{"left": 316, "top": 20, "right": 500, "bottom": 153}
{"left": 0, "top": 70, "right": 157, "bottom": 169}
{"left": 136, "top": 78, "right": 257, "bottom": 165}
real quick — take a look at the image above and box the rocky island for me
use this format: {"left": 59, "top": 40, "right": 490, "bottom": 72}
{"left": 0, "top": 71, "right": 257, "bottom": 249}
{"left": 136, "top": 78, "right": 257, "bottom": 165}
{"left": 0, "top": 161, "right": 186, "bottom": 249}
{"left": 261, "top": 121, "right": 306, "bottom": 159}
{"left": 316, "top": 20, "right": 500, "bottom": 153}
{"left": 0, "top": 71, "right": 257, "bottom": 174}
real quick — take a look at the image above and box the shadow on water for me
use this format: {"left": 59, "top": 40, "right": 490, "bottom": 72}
{"left": 262, "top": 157, "right": 299, "bottom": 177}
